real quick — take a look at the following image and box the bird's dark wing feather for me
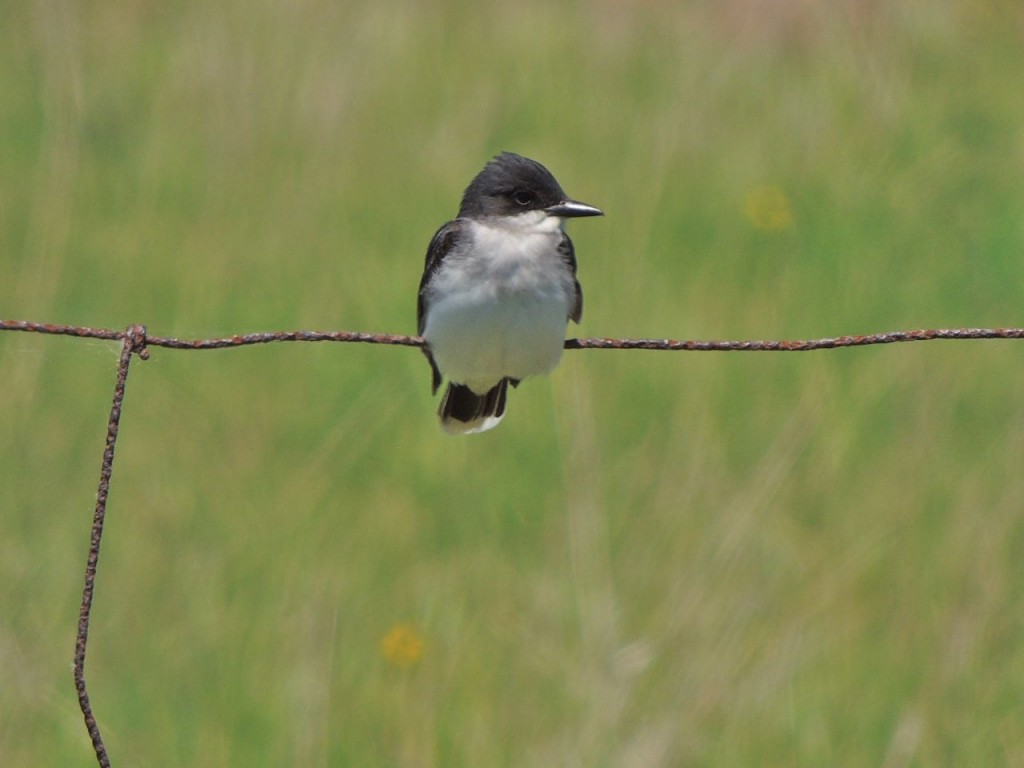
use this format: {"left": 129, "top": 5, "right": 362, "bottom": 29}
{"left": 558, "top": 232, "right": 583, "bottom": 323}
{"left": 417, "top": 219, "right": 467, "bottom": 334}
{"left": 417, "top": 219, "right": 468, "bottom": 394}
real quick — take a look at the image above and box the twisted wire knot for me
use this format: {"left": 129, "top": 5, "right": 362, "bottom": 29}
{"left": 124, "top": 324, "right": 149, "bottom": 360}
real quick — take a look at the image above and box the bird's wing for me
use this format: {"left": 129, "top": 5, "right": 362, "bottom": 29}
{"left": 557, "top": 232, "right": 583, "bottom": 324}
{"left": 417, "top": 219, "right": 469, "bottom": 394}
{"left": 417, "top": 218, "right": 467, "bottom": 334}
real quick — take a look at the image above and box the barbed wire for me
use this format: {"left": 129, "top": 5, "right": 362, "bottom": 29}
{"left": 4, "top": 316, "right": 1024, "bottom": 767}
{"left": 5, "top": 318, "right": 1024, "bottom": 352}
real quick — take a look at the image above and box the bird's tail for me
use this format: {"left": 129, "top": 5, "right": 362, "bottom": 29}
{"left": 439, "top": 380, "right": 508, "bottom": 434}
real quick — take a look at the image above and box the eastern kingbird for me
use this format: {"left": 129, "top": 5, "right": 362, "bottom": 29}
{"left": 417, "top": 152, "right": 603, "bottom": 434}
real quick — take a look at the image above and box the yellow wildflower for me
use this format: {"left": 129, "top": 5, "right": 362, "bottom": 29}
{"left": 380, "top": 623, "right": 425, "bottom": 668}
{"left": 744, "top": 184, "right": 794, "bottom": 232}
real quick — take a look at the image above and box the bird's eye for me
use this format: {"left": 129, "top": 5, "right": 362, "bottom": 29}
{"left": 512, "top": 190, "right": 534, "bottom": 206}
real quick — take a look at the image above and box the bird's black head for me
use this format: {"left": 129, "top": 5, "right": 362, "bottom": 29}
{"left": 457, "top": 152, "right": 603, "bottom": 221}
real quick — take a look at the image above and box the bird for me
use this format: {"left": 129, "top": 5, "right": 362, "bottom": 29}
{"left": 417, "top": 152, "right": 603, "bottom": 434}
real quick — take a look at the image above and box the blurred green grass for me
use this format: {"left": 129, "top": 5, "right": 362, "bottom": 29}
{"left": 3, "top": 0, "right": 1024, "bottom": 765}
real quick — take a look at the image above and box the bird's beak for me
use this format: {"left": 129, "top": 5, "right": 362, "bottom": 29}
{"left": 545, "top": 200, "right": 604, "bottom": 218}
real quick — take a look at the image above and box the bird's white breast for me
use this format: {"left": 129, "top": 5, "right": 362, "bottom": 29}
{"left": 423, "top": 215, "right": 574, "bottom": 393}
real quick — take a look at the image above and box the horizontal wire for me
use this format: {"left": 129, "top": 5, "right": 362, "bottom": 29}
{"left": 5, "top": 319, "right": 1024, "bottom": 354}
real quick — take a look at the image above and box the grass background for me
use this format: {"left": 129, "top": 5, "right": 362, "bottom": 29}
{"left": 3, "top": 0, "right": 1024, "bottom": 765}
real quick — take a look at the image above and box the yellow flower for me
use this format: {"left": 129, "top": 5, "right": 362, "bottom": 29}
{"left": 380, "top": 623, "right": 425, "bottom": 668}
{"left": 744, "top": 184, "right": 794, "bottom": 232}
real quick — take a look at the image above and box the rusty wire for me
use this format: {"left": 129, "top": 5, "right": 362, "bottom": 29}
{"left": 6, "top": 318, "right": 1024, "bottom": 353}
{"left": 3, "top": 317, "right": 1024, "bottom": 767}
{"left": 70, "top": 325, "right": 147, "bottom": 768}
